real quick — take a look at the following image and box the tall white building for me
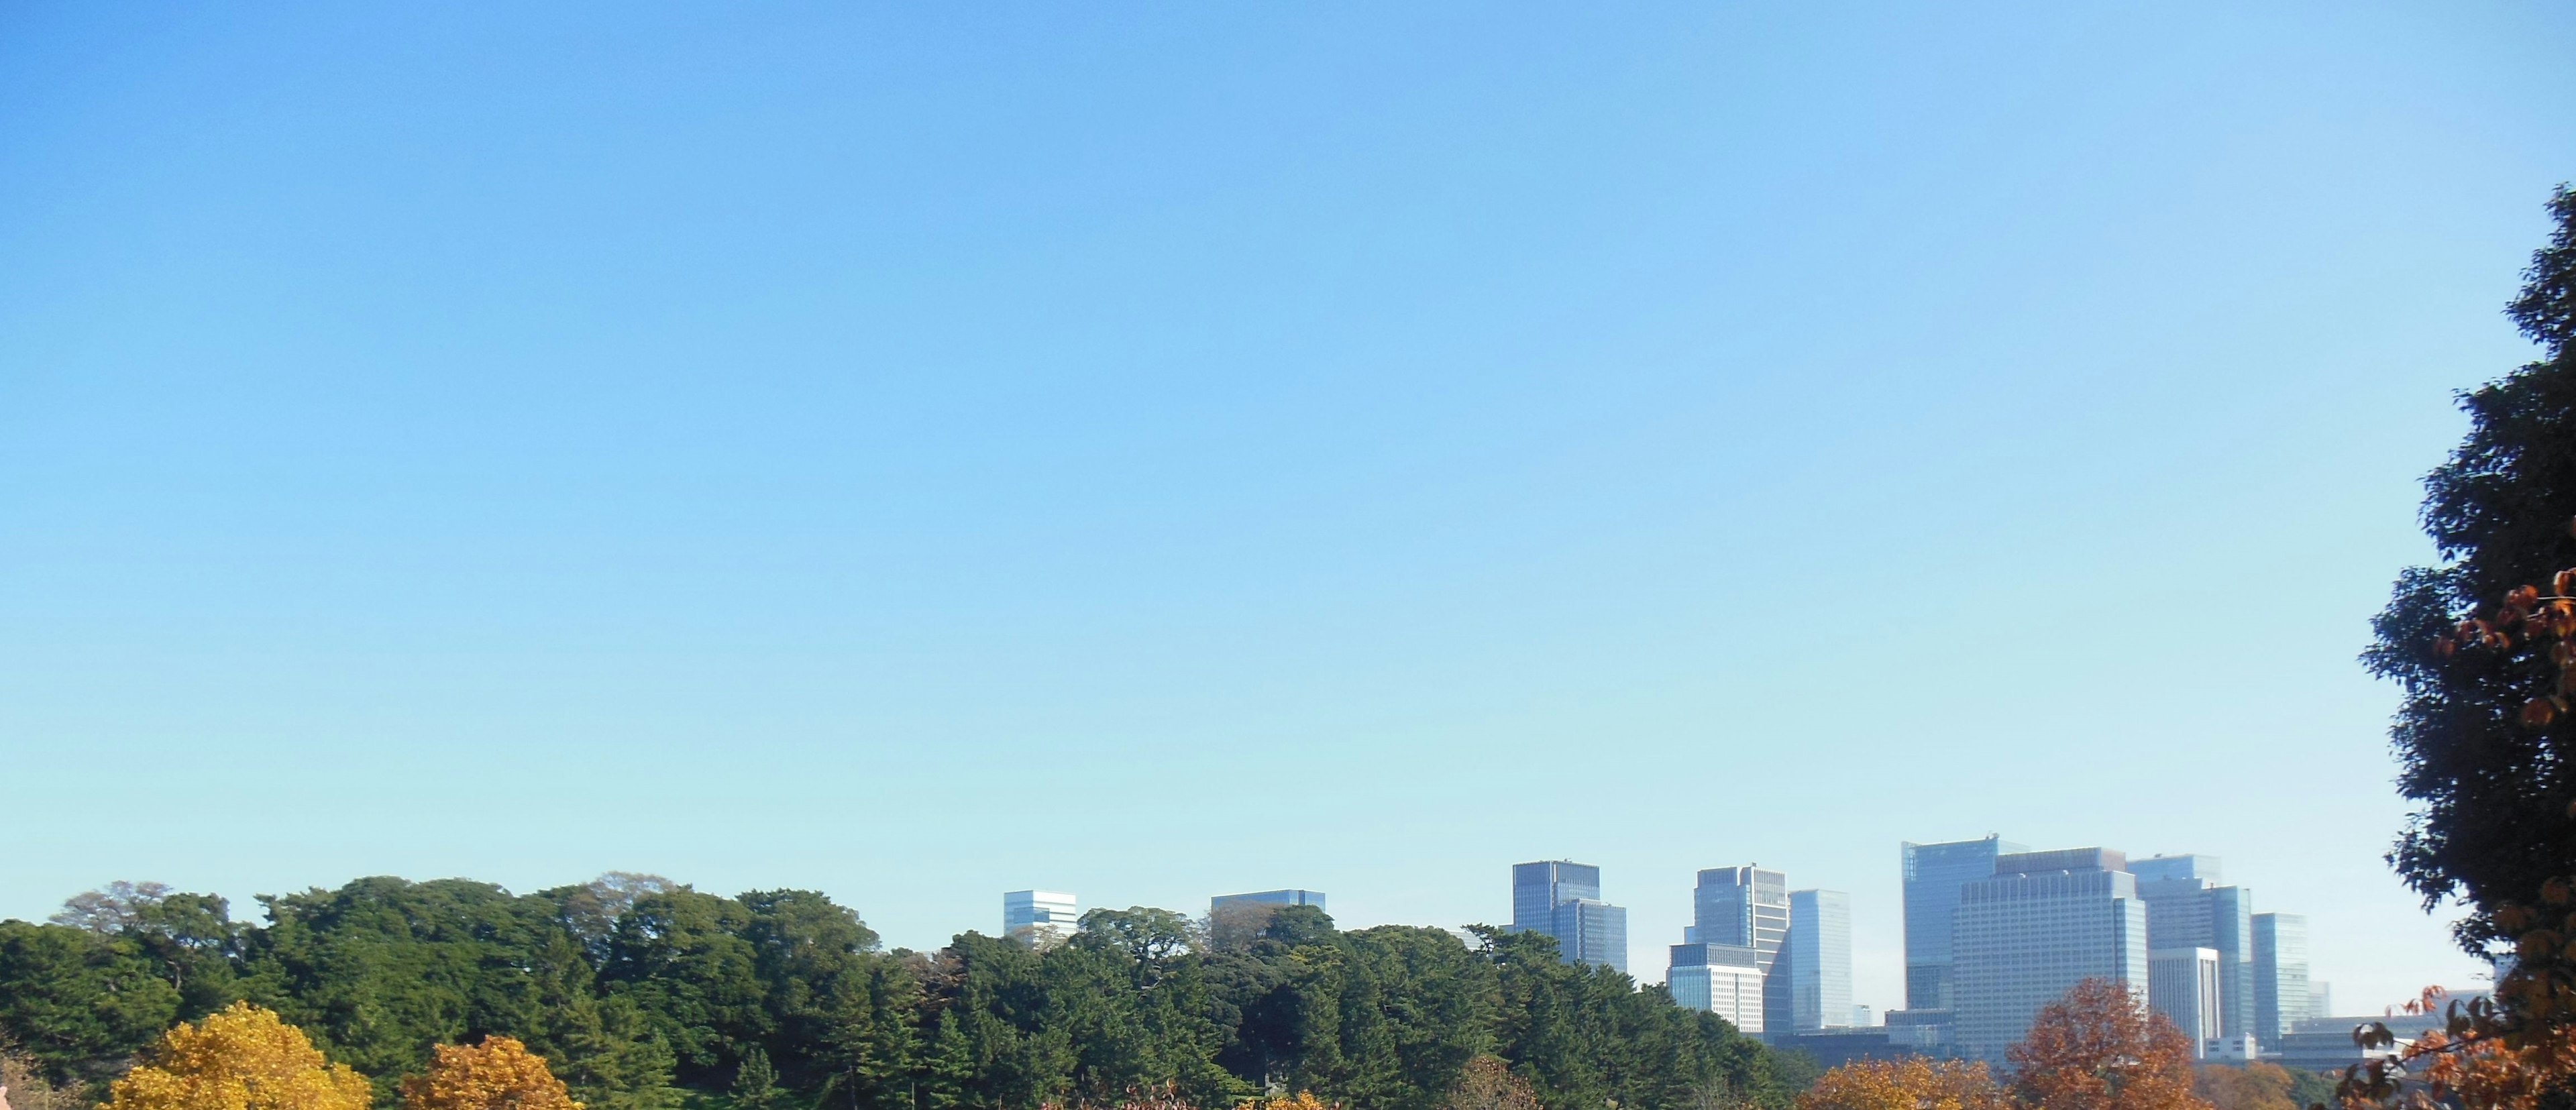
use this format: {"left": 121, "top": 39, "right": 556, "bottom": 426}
{"left": 1952, "top": 848, "right": 2147, "bottom": 1064}
{"left": 2149, "top": 947, "right": 2222, "bottom": 1057}
{"left": 1782, "top": 889, "right": 1854, "bottom": 1032}
{"left": 1669, "top": 942, "right": 1766, "bottom": 1035}
{"left": 1004, "top": 889, "right": 1078, "bottom": 945}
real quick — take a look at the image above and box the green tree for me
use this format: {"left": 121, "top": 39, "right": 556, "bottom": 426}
{"left": 597, "top": 889, "right": 769, "bottom": 1086}
{"left": 2367, "top": 184, "right": 2576, "bottom": 950}
{"left": 239, "top": 877, "right": 597, "bottom": 1099}
{"left": 0, "top": 920, "right": 182, "bottom": 1086}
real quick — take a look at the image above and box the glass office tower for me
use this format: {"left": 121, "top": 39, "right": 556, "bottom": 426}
{"left": 1900, "top": 836, "right": 2025, "bottom": 1011}
{"left": 1782, "top": 889, "right": 1854, "bottom": 1031}
{"left": 1512, "top": 861, "right": 1627, "bottom": 972}
{"left": 2253, "top": 912, "right": 2312, "bottom": 1050}
{"left": 1952, "top": 848, "right": 2147, "bottom": 1064}
{"left": 2133, "top": 854, "right": 2253, "bottom": 1040}
{"left": 1693, "top": 866, "right": 1789, "bottom": 1032}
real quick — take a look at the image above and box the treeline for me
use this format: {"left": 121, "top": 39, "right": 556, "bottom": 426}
{"left": 0, "top": 876, "right": 1810, "bottom": 1110}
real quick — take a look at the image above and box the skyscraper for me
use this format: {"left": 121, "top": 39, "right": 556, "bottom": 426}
{"left": 1782, "top": 889, "right": 1854, "bottom": 1032}
{"left": 1668, "top": 942, "right": 1765, "bottom": 1034}
{"left": 1900, "top": 836, "right": 2025, "bottom": 1011}
{"left": 2149, "top": 947, "right": 2223, "bottom": 1057}
{"left": 2133, "top": 854, "right": 2253, "bottom": 1040}
{"left": 1693, "top": 866, "right": 1789, "bottom": 1032}
{"left": 1512, "top": 861, "right": 1629, "bottom": 972}
{"left": 1004, "top": 890, "right": 1079, "bottom": 945}
{"left": 1952, "top": 848, "right": 2147, "bottom": 1063}
{"left": 2253, "top": 912, "right": 2312, "bottom": 1050}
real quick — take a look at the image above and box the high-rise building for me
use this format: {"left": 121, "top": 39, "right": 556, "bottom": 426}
{"left": 2253, "top": 913, "right": 2312, "bottom": 1050}
{"left": 1952, "top": 848, "right": 2147, "bottom": 1064}
{"left": 1515, "top": 861, "right": 1599, "bottom": 932}
{"left": 2149, "top": 947, "right": 2223, "bottom": 1057}
{"left": 2133, "top": 854, "right": 2253, "bottom": 1040}
{"left": 1212, "top": 889, "right": 1327, "bottom": 913}
{"left": 2308, "top": 982, "right": 2333, "bottom": 1020}
{"left": 1668, "top": 942, "right": 1765, "bottom": 1034}
{"left": 1782, "top": 889, "right": 1854, "bottom": 1032}
{"left": 1558, "top": 897, "right": 1629, "bottom": 972}
{"left": 1512, "top": 861, "right": 1628, "bottom": 972}
{"left": 1693, "top": 866, "right": 1790, "bottom": 1032}
{"left": 1900, "top": 836, "right": 2026, "bottom": 1011}
{"left": 1004, "top": 890, "right": 1079, "bottom": 945}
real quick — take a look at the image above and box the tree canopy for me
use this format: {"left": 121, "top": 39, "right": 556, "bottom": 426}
{"left": 2368, "top": 184, "right": 2576, "bottom": 951}
{"left": 0, "top": 875, "right": 1806, "bottom": 1110}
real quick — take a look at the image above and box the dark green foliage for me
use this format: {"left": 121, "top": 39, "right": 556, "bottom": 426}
{"left": 0, "top": 879, "right": 1799, "bottom": 1110}
{"left": 0, "top": 920, "right": 181, "bottom": 1085}
{"left": 2286, "top": 1067, "right": 2340, "bottom": 1109}
{"left": 2367, "top": 185, "right": 2576, "bottom": 950}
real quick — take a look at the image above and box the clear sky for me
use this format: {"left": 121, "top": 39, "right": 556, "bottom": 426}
{"left": 4, "top": 3, "right": 2571, "bottom": 1017}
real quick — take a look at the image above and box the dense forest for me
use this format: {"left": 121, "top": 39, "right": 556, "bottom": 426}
{"left": 0, "top": 876, "right": 1810, "bottom": 1110}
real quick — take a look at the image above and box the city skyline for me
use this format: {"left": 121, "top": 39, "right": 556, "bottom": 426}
{"left": 5, "top": 1, "right": 2553, "bottom": 1026}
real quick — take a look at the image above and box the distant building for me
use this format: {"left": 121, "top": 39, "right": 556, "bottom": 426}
{"left": 1004, "top": 890, "right": 1078, "bottom": 945}
{"left": 1211, "top": 889, "right": 1327, "bottom": 913}
{"left": 2308, "top": 982, "right": 2332, "bottom": 1020}
{"left": 2277, "top": 1009, "right": 2441, "bottom": 1075}
{"left": 2253, "top": 912, "right": 2311, "bottom": 1051}
{"left": 2204, "top": 1034, "right": 2259, "bottom": 1062}
{"left": 1782, "top": 889, "right": 1855, "bottom": 1032}
{"left": 2149, "top": 947, "right": 2222, "bottom": 1056}
{"left": 1693, "top": 866, "right": 1788, "bottom": 1029}
{"left": 1767, "top": 1028, "right": 1909, "bottom": 1070}
{"left": 1512, "top": 861, "right": 1628, "bottom": 972}
{"left": 1951, "top": 848, "right": 2147, "bottom": 1064}
{"left": 1851, "top": 1004, "right": 1875, "bottom": 1028}
{"left": 1669, "top": 942, "right": 1765, "bottom": 1034}
{"left": 1885, "top": 1008, "right": 1953, "bottom": 1054}
{"left": 1900, "top": 836, "right": 2025, "bottom": 1011}
{"left": 2133, "top": 854, "right": 2253, "bottom": 1041}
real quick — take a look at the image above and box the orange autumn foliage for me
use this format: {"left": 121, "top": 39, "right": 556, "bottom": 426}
{"left": 1795, "top": 1058, "right": 2010, "bottom": 1110}
{"left": 2006, "top": 979, "right": 2210, "bottom": 1110}
{"left": 400, "top": 1037, "right": 583, "bottom": 1110}
{"left": 101, "top": 1003, "right": 372, "bottom": 1110}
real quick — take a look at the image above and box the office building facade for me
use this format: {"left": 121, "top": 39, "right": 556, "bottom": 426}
{"left": 2133, "top": 854, "right": 2253, "bottom": 1041}
{"left": 1691, "top": 866, "right": 1790, "bottom": 1032}
{"left": 2252, "top": 912, "right": 2310, "bottom": 1050}
{"left": 1004, "top": 890, "right": 1079, "bottom": 945}
{"left": 2149, "top": 947, "right": 2223, "bottom": 1056}
{"left": 1782, "top": 889, "right": 1855, "bottom": 1032}
{"left": 1670, "top": 942, "right": 1765, "bottom": 1034}
{"left": 1512, "top": 861, "right": 1628, "bottom": 972}
{"left": 1212, "top": 889, "right": 1327, "bottom": 913}
{"left": 1900, "top": 836, "right": 2026, "bottom": 1011}
{"left": 1951, "top": 848, "right": 2147, "bottom": 1064}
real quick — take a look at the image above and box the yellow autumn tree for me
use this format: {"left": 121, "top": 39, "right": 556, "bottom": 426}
{"left": 1794, "top": 1058, "right": 2009, "bottom": 1110}
{"left": 401, "top": 1037, "right": 582, "bottom": 1110}
{"left": 102, "top": 1003, "right": 371, "bottom": 1110}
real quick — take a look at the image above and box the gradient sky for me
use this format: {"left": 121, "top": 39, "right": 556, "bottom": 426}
{"left": 5, "top": 3, "right": 2573, "bottom": 1017}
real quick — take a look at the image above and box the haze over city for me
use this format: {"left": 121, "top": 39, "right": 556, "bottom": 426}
{"left": 7, "top": 0, "right": 2570, "bottom": 1047}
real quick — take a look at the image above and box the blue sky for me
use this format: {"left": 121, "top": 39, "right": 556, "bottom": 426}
{"left": 4, "top": 3, "right": 2571, "bottom": 1015}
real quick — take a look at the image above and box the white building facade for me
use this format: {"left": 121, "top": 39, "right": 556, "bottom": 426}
{"left": 1004, "top": 889, "right": 1079, "bottom": 945}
